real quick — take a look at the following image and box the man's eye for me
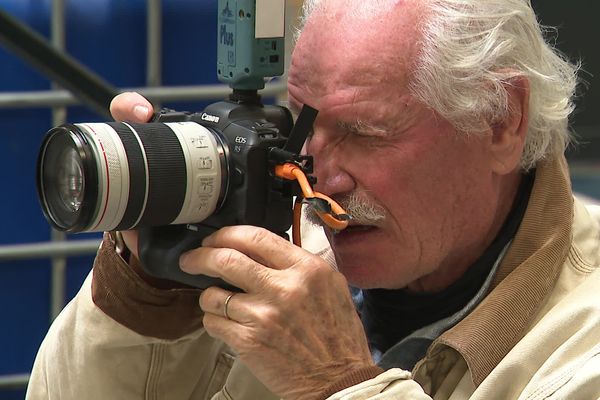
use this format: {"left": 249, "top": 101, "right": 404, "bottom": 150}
{"left": 351, "top": 130, "right": 378, "bottom": 140}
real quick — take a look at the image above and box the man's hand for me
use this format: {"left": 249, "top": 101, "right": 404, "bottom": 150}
{"left": 110, "top": 91, "right": 153, "bottom": 124}
{"left": 180, "top": 225, "right": 375, "bottom": 400}
{"left": 108, "top": 92, "right": 154, "bottom": 259}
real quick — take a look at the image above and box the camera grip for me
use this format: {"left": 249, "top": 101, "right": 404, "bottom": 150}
{"left": 137, "top": 224, "right": 241, "bottom": 291}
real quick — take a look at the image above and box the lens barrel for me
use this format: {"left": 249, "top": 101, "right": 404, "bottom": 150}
{"left": 37, "top": 121, "right": 228, "bottom": 232}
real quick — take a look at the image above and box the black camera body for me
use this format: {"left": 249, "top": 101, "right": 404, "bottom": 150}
{"left": 138, "top": 97, "right": 299, "bottom": 290}
{"left": 178, "top": 98, "right": 293, "bottom": 230}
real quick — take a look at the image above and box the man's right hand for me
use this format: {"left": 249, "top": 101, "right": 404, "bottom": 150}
{"left": 109, "top": 92, "right": 154, "bottom": 260}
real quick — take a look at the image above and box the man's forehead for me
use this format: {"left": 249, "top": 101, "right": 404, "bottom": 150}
{"left": 292, "top": 0, "right": 424, "bottom": 82}
{"left": 288, "top": 0, "right": 427, "bottom": 116}
{"left": 304, "top": 0, "right": 429, "bottom": 33}
{"left": 299, "top": 0, "right": 425, "bottom": 55}
{"left": 307, "top": 0, "right": 408, "bottom": 20}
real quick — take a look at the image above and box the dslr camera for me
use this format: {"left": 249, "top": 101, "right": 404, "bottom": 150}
{"left": 36, "top": 0, "right": 316, "bottom": 290}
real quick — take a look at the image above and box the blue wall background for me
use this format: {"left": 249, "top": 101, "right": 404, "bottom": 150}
{"left": 0, "top": 1, "right": 219, "bottom": 398}
{"left": 0, "top": 1, "right": 598, "bottom": 399}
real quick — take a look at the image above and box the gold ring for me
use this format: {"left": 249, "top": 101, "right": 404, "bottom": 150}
{"left": 223, "top": 293, "right": 236, "bottom": 320}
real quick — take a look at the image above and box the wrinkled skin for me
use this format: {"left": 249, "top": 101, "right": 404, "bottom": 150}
{"left": 109, "top": 0, "right": 529, "bottom": 397}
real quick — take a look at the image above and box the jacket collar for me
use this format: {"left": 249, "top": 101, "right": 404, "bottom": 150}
{"left": 424, "top": 156, "right": 574, "bottom": 386}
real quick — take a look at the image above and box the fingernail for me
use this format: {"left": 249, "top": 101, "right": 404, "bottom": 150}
{"left": 179, "top": 252, "right": 191, "bottom": 271}
{"left": 133, "top": 105, "right": 150, "bottom": 121}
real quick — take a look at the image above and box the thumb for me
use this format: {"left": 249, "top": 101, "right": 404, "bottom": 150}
{"left": 110, "top": 92, "right": 154, "bottom": 122}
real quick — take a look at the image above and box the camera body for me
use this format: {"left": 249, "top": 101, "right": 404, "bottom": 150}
{"left": 138, "top": 96, "right": 298, "bottom": 289}
{"left": 157, "top": 97, "right": 294, "bottom": 231}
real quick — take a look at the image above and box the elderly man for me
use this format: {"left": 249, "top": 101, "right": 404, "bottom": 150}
{"left": 27, "top": 0, "right": 600, "bottom": 399}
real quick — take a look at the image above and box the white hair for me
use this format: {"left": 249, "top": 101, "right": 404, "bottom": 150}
{"left": 299, "top": 0, "right": 579, "bottom": 170}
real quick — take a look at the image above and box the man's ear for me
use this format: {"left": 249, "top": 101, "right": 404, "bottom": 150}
{"left": 489, "top": 76, "right": 530, "bottom": 175}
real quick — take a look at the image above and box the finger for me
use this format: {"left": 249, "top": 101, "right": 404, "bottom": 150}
{"left": 202, "top": 226, "right": 312, "bottom": 271}
{"left": 201, "top": 312, "right": 249, "bottom": 351}
{"left": 200, "top": 304, "right": 275, "bottom": 358}
{"left": 120, "top": 230, "right": 139, "bottom": 260}
{"left": 199, "top": 287, "right": 250, "bottom": 323}
{"left": 109, "top": 92, "right": 154, "bottom": 122}
{"left": 180, "top": 246, "right": 272, "bottom": 292}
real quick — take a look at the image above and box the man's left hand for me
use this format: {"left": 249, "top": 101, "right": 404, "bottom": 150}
{"left": 179, "top": 225, "right": 375, "bottom": 400}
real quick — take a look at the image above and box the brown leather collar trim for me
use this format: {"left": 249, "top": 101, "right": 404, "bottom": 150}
{"left": 92, "top": 232, "right": 205, "bottom": 340}
{"left": 431, "top": 156, "right": 573, "bottom": 386}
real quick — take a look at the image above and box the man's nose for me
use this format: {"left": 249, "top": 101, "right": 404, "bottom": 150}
{"left": 307, "top": 137, "right": 356, "bottom": 197}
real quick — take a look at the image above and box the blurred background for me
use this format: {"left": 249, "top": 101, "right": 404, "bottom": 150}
{"left": 0, "top": 1, "right": 597, "bottom": 398}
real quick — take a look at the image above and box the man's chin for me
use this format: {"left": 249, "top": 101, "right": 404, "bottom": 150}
{"left": 337, "top": 264, "right": 400, "bottom": 290}
{"left": 333, "top": 250, "right": 391, "bottom": 289}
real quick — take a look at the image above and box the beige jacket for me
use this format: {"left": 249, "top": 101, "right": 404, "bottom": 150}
{"left": 26, "top": 157, "right": 600, "bottom": 399}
